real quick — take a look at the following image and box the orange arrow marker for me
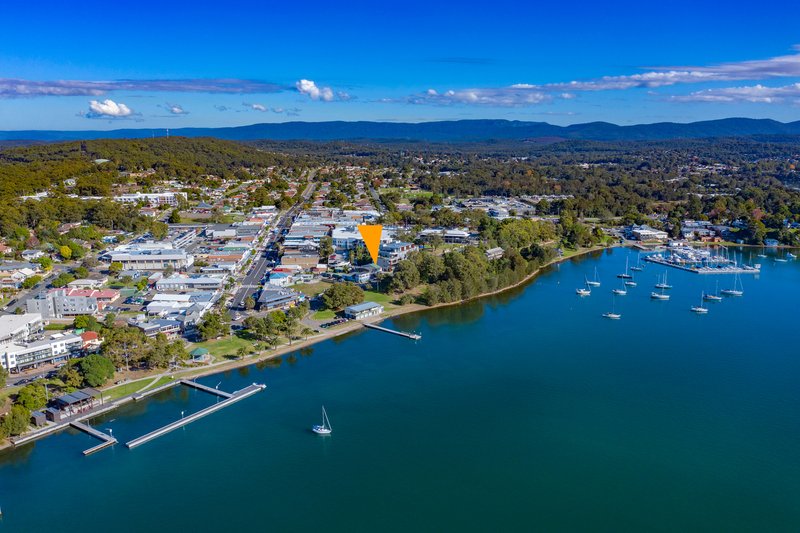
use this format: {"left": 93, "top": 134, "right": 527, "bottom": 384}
{"left": 358, "top": 224, "right": 382, "bottom": 264}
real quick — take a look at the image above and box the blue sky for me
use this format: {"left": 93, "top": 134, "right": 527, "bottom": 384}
{"left": 3, "top": 0, "right": 800, "bottom": 129}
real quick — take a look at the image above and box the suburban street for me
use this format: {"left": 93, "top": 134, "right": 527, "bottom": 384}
{"left": 230, "top": 180, "right": 317, "bottom": 310}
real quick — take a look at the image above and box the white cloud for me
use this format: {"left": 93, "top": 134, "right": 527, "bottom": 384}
{"left": 243, "top": 102, "right": 268, "bottom": 111}
{"left": 166, "top": 103, "right": 188, "bottom": 115}
{"left": 83, "top": 99, "right": 133, "bottom": 118}
{"left": 411, "top": 86, "right": 569, "bottom": 106}
{"left": 671, "top": 83, "right": 800, "bottom": 104}
{"left": 296, "top": 79, "right": 335, "bottom": 101}
{"left": 0, "top": 78, "right": 288, "bottom": 98}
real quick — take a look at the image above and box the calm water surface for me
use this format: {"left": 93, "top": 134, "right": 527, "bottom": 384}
{"left": 1, "top": 248, "right": 799, "bottom": 532}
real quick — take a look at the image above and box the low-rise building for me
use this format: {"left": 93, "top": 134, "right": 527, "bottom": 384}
{"left": 0, "top": 332, "right": 82, "bottom": 372}
{"left": 156, "top": 274, "right": 225, "bottom": 291}
{"left": 257, "top": 287, "right": 303, "bottom": 311}
{"left": 109, "top": 248, "right": 194, "bottom": 271}
{"left": 485, "top": 247, "right": 504, "bottom": 260}
{"left": 0, "top": 313, "right": 44, "bottom": 352}
{"left": 26, "top": 288, "right": 120, "bottom": 318}
{"left": 343, "top": 301, "right": 383, "bottom": 319}
{"left": 114, "top": 191, "right": 187, "bottom": 207}
{"left": 377, "top": 242, "right": 418, "bottom": 270}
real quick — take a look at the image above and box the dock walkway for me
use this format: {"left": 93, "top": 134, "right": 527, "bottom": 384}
{"left": 125, "top": 383, "right": 265, "bottom": 449}
{"left": 70, "top": 421, "right": 117, "bottom": 455}
{"left": 180, "top": 379, "right": 233, "bottom": 398}
{"left": 364, "top": 323, "right": 421, "bottom": 340}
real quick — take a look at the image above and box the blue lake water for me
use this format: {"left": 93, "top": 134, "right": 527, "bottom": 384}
{"left": 1, "top": 247, "right": 799, "bottom": 532}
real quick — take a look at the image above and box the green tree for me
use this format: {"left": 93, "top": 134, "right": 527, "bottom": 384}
{"left": 108, "top": 262, "right": 123, "bottom": 275}
{"left": 244, "top": 296, "right": 256, "bottom": 310}
{"left": 59, "top": 245, "right": 72, "bottom": 260}
{"left": 0, "top": 365, "right": 7, "bottom": 388}
{"left": 321, "top": 282, "right": 364, "bottom": 310}
{"left": 319, "top": 236, "right": 334, "bottom": 260}
{"left": 73, "top": 266, "right": 89, "bottom": 279}
{"left": 1, "top": 405, "right": 31, "bottom": 436}
{"left": 15, "top": 383, "right": 48, "bottom": 410}
{"left": 37, "top": 256, "right": 53, "bottom": 271}
{"left": 78, "top": 354, "right": 115, "bottom": 387}
{"left": 168, "top": 209, "right": 181, "bottom": 224}
{"left": 57, "top": 363, "right": 83, "bottom": 389}
{"left": 21, "top": 275, "right": 42, "bottom": 289}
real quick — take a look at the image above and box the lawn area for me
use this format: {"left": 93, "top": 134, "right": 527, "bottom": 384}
{"left": 364, "top": 290, "right": 395, "bottom": 307}
{"left": 190, "top": 335, "right": 256, "bottom": 358}
{"left": 143, "top": 376, "right": 175, "bottom": 391}
{"left": 294, "top": 281, "right": 331, "bottom": 297}
{"left": 101, "top": 378, "right": 153, "bottom": 400}
{"left": 312, "top": 309, "right": 336, "bottom": 320}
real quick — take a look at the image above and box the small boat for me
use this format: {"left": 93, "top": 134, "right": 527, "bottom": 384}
{"left": 624, "top": 280, "right": 637, "bottom": 287}
{"left": 576, "top": 287, "right": 591, "bottom": 296}
{"left": 312, "top": 406, "right": 332, "bottom": 435}
{"left": 720, "top": 273, "right": 743, "bottom": 296}
{"left": 775, "top": 257, "right": 788, "bottom": 263}
{"left": 704, "top": 281, "right": 723, "bottom": 302}
{"left": 612, "top": 283, "right": 627, "bottom": 295}
{"left": 630, "top": 253, "right": 644, "bottom": 271}
{"left": 788, "top": 252, "right": 797, "bottom": 259}
{"left": 654, "top": 271, "right": 672, "bottom": 290}
{"left": 602, "top": 295, "right": 621, "bottom": 319}
{"left": 650, "top": 286, "right": 670, "bottom": 300}
{"left": 617, "top": 256, "right": 633, "bottom": 279}
{"left": 586, "top": 268, "right": 601, "bottom": 287}
{"left": 691, "top": 293, "right": 709, "bottom": 313}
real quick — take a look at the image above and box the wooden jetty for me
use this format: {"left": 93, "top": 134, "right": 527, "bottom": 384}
{"left": 70, "top": 421, "right": 117, "bottom": 455}
{"left": 179, "top": 379, "right": 233, "bottom": 398}
{"left": 364, "top": 323, "right": 421, "bottom": 340}
{"left": 125, "top": 383, "right": 266, "bottom": 449}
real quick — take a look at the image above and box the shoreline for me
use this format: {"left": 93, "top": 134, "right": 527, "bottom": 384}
{"left": 0, "top": 244, "right": 610, "bottom": 452}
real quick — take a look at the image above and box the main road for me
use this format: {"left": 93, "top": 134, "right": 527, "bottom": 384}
{"left": 230, "top": 179, "right": 317, "bottom": 310}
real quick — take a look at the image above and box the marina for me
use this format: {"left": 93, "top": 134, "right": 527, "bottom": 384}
{"left": 643, "top": 244, "right": 761, "bottom": 274}
{"left": 71, "top": 421, "right": 117, "bottom": 455}
{"left": 125, "top": 383, "right": 266, "bottom": 449}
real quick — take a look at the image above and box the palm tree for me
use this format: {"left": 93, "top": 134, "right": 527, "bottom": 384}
{"left": 236, "top": 347, "right": 247, "bottom": 360}
{"left": 301, "top": 327, "right": 314, "bottom": 340}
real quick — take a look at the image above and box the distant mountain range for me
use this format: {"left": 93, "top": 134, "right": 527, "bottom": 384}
{"left": 4, "top": 118, "right": 800, "bottom": 143}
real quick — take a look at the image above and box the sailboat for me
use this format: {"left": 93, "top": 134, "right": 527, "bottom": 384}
{"left": 650, "top": 285, "right": 670, "bottom": 300}
{"left": 757, "top": 248, "right": 767, "bottom": 258}
{"left": 720, "top": 273, "right": 743, "bottom": 296}
{"left": 576, "top": 277, "right": 592, "bottom": 296}
{"left": 630, "top": 253, "right": 644, "bottom": 272}
{"left": 654, "top": 271, "right": 672, "bottom": 290}
{"left": 617, "top": 256, "right": 633, "bottom": 279}
{"left": 612, "top": 282, "right": 627, "bottom": 295}
{"left": 787, "top": 251, "right": 797, "bottom": 259}
{"left": 691, "top": 293, "right": 709, "bottom": 313}
{"left": 602, "top": 295, "right": 621, "bottom": 319}
{"left": 624, "top": 274, "right": 637, "bottom": 287}
{"left": 586, "top": 267, "right": 601, "bottom": 287}
{"left": 312, "top": 406, "right": 332, "bottom": 435}
{"left": 704, "top": 280, "right": 723, "bottom": 301}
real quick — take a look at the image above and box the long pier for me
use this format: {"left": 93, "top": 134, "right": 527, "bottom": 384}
{"left": 364, "top": 323, "right": 421, "bottom": 340}
{"left": 179, "top": 379, "right": 233, "bottom": 398}
{"left": 70, "top": 421, "right": 117, "bottom": 455}
{"left": 125, "top": 383, "right": 266, "bottom": 449}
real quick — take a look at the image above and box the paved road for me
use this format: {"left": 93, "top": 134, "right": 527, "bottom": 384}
{"left": 230, "top": 180, "right": 317, "bottom": 310}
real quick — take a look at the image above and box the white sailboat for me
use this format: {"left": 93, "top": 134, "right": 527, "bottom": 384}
{"left": 612, "top": 282, "right": 627, "bottom": 295}
{"left": 788, "top": 252, "right": 797, "bottom": 259}
{"left": 312, "top": 406, "right": 332, "bottom": 435}
{"left": 691, "top": 293, "right": 709, "bottom": 313}
{"left": 576, "top": 278, "right": 591, "bottom": 296}
{"left": 757, "top": 248, "right": 767, "bottom": 258}
{"left": 602, "top": 295, "right": 621, "bottom": 319}
{"left": 617, "top": 256, "right": 633, "bottom": 279}
{"left": 624, "top": 273, "right": 637, "bottom": 287}
{"left": 630, "top": 253, "right": 644, "bottom": 272}
{"left": 650, "top": 286, "right": 670, "bottom": 300}
{"left": 586, "top": 267, "right": 601, "bottom": 287}
{"left": 704, "top": 280, "right": 723, "bottom": 301}
{"left": 654, "top": 270, "right": 672, "bottom": 290}
{"left": 721, "top": 273, "right": 743, "bottom": 296}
